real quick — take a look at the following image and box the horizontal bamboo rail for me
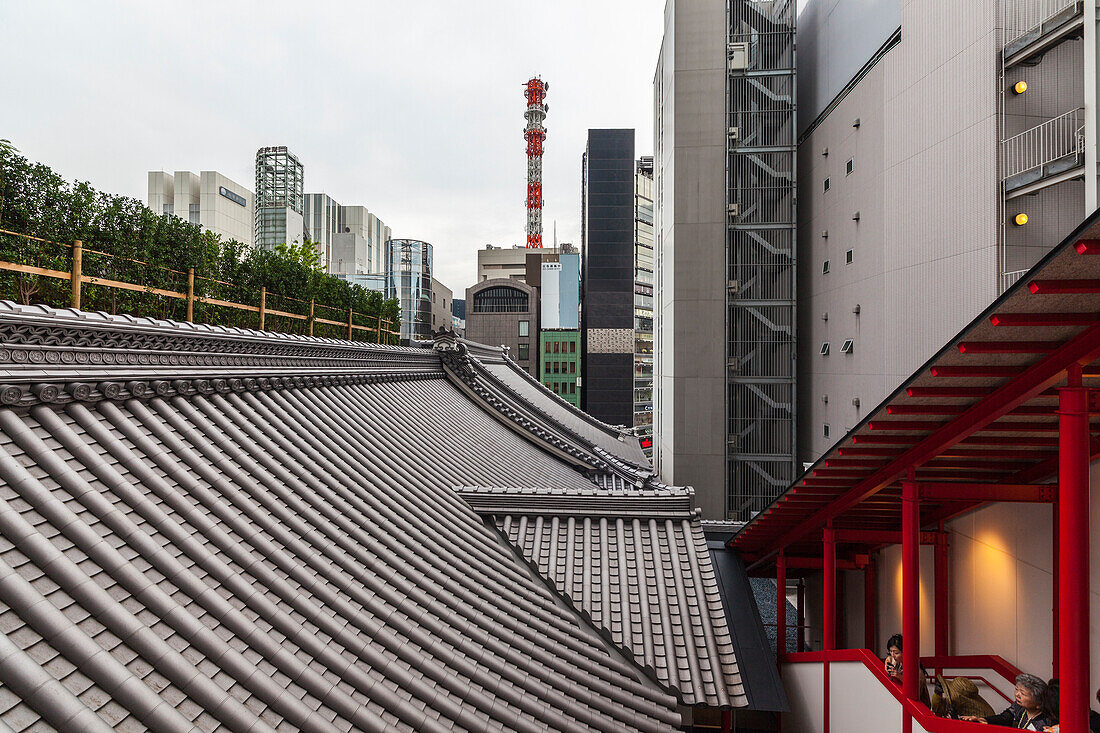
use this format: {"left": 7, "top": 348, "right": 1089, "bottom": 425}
{"left": 0, "top": 230, "right": 399, "bottom": 340}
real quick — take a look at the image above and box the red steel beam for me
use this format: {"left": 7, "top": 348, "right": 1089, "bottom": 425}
{"left": 887, "top": 404, "right": 965, "bottom": 415}
{"left": 833, "top": 529, "right": 940, "bottom": 545}
{"left": 907, "top": 386, "right": 993, "bottom": 397}
{"left": 869, "top": 420, "right": 946, "bottom": 431}
{"left": 917, "top": 482, "right": 1056, "bottom": 503}
{"left": 824, "top": 458, "right": 886, "bottom": 468}
{"left": 957, "top": 340, "right": 1060, "bottom": 354}
{"left": 991, "top": 312, "right": 1100, "bottom": 327}
{"left": 738, "top": 322, "right": 1100, "bottom": 559}
{"left": 959, "top": 435, "right": 1058, "bottom": 446}
{"left": 1029, "top": 279, "right": 1100, "bottom": 294}
{"left": 930, "top": 365, "right": 1024, "bottom": 378}
{"left": 852, "top": 435, "right": 922, "bottom": 445}
{"left": 839, "top": 447, "right": 904, "bottom": 456}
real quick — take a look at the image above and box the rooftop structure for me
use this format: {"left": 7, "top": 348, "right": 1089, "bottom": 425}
{"left": 523, "top": 77, "right": 548, "bottom": 248}
{"left": 254, "top": 146, "right": 305, "bottom": 251}
{"left": 0, "top": 299, "right": 785, "bottom": 731}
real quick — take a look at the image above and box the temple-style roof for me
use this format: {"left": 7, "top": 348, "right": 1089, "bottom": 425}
{"left": 0, "top": 301, "right": 756, "bottom": 731}
{"left": 459, "top": 484, "right": 746, "bottom": 709}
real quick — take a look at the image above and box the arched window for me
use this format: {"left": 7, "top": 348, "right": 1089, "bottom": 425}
{"left": 472, "top": 286, "right": 529, "bottom": 313}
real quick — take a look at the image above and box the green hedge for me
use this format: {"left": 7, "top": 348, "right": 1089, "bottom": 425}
{"left": 0, "top": 143, "right": 400, "bottom": 342}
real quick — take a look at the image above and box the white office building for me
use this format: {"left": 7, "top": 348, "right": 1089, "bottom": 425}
{"left": 303, "top": 196, "right": 390, "bottom": 275}
{"left": 147, "top": 171, "right": 253, "bottom": 247}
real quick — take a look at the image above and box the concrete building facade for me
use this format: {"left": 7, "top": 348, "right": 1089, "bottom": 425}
{"left": 465, "top": 278, "right": 539, "bottom": 377}
{"left": 303, "top": 196, "right": 389, "bottom": 275}
{"left": 476, "top": 245, "right": 564, "bottom": 283}
{"left": 430, "top": 278, "right": 453, "bottom": 334}
{"left": 254, "top": 146, "right": 305, "bottom": 251}
{"left": 654, "top": 0, "right": 797, "bottom": 519}
{"left": 540, "top": 330, "right": 580, "bottom": 406}
{"left": 147, "top": 171, "right": 253, "bottom": 247}
{"left": 540, "top": 252, "right": 580, "bottom": 330}
{"left": 795, "top": 0, "right": 1094, "bottom": 467}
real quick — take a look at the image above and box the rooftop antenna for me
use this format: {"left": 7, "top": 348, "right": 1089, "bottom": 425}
{"left": 523, "top": 77, "right": 548, "bottom": 248}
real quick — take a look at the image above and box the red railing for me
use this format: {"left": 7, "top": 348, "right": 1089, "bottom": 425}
{"left": 782, "top": 649, "right": 1019, "bottom": 733}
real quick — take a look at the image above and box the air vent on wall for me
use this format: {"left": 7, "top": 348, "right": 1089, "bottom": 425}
{"left": 820, "top": 342, "right": 831, "bottom": 356}
{"left": 841, "top": 339, "right": 855, "bottom": 354}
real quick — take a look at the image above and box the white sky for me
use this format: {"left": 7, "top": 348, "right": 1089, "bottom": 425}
{"left": 0, "top": 1, "right": 668, "bottom": 296}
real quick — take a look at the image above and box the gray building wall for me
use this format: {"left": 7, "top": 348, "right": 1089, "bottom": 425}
{"left": 465, "top": 279, "right": 539, "bottom": 377}
{"left": 654, "top": 0, "right": 728, "bottom": 518}
{"left": 431, "top": 278, "right": 453, "bottom": 334}
{"left": 796, "top": 0, "right": 1007, "bottom": 464}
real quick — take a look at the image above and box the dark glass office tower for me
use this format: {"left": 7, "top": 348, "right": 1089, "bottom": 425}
{"left": 581, "top": 129, "right": 635, "bottom": 427}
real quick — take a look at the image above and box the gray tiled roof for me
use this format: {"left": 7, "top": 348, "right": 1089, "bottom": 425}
{"left": 467, "top": 342, "right": 649, "bottom": 469}
{"left": 0, "top": 302, "right": 684, "bottom": 732}
{"left": 460, "top": 485, "right": 747, "bottom": 709}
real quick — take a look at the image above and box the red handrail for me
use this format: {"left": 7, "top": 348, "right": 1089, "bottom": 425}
{"left": 782, "top": 649, "right": 1008, "bottom": 732}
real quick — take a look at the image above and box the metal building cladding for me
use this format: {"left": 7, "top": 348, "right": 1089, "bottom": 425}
{"left": 733, "top": 212, "right": 1100, "bottom": 733}
{"left": 0, "top": 304, "right": 784, "bottom": 731}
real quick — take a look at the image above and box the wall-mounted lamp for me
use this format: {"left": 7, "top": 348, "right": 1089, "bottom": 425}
{"left": 1013, "top": 81, "right": 1028, "bottom": 95}
{"left": 1014, "top": 213, "right": 1029, "bottom": 226}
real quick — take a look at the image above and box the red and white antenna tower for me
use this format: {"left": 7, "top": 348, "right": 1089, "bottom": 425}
{"left": 523, "top": 77, "right": 548, "bottom": 248}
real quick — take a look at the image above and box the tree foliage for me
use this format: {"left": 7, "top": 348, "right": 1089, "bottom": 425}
{"left": 0, "top": 144, "right": 400, "bottom": 342}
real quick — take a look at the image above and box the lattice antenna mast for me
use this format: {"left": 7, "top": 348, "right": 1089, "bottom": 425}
{"left": 523, "top": 77, "right": 548, "bottom": 248}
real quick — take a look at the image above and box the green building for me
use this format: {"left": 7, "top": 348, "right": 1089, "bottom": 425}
{"left": 539, "top": 330, "right": 580, "bottom": 406}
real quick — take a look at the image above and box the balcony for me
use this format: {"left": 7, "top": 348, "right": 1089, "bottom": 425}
{"left": 1001, "top": 107, "right": 1084, "bottom": 197}
{"left": 1003, "top": 0, "right": 1083, "bottom": 67}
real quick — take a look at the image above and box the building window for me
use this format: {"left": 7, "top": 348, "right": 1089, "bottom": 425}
{"left": 823, "top": 177, "right": 831, "bottom": 192}
{"left": 570, "top": 341, "right": 576, "bottom": 353}
{"left": 823, "top": 423, "right": 831, "bottom": 438}
{"left": 822, "top": 260, "right": 831, "bottom": 275}
{"left": 545, "top": 361, "right": 551, "bottom": 373}
{"left": 846, "top": 249, "right": 854, "bottom": 264}
{"left": 472, "top": 286, "right": 529, "bottom": 313}
{"left": 846, "top": 158, "right": 854, "bottom": 175}
{"left": 518, "top": 343, "right": 529, "bottom": 360}
{"left": 519, "top": 320, "right": 529, "bottom": 337}
{"left": 570, "top": 383, "right": 576, "bottom": 394}
{"left": 569, "top": 362, "right": 576, "bottom": 373}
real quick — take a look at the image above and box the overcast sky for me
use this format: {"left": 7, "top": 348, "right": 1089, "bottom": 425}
{"left": 1, "top": 1, "right": 670, "bottom": 295}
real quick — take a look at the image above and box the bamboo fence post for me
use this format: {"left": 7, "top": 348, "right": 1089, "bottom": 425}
{"left": 186, "top": 268, "right": 195, "bottom": 322}
{"left": 376, "top": 314, "right": 382, "bottom": 344}
{"left": 308, "top": 299, "right": 315, "bottom": 336}
{"left": 347, "top": 307, "right": 354, "bottom": 340}
{"left": 70, "top": 240, "right": 82, "bottom": 309}
{"left": 259, "top": 287, "right": 266, "bottom": 330}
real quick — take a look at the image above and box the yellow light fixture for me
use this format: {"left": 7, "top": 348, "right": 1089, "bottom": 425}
{"left": 1015, "top": 213, "right": 1029, "bottom": 226}
{"left": 1014, "top": 81, "right": 1028, "bottom": 94}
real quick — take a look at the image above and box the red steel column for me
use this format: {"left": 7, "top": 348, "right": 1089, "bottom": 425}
{"left": 823, "top": 524, "right": 836, "bottom": 733}
{"left": 796, "top": 579, "right": 806, "bottom": 652}
{"left": 776, "top": 551, "right": 787, "bottom": 660}
{"left": 1052, "top": 501, "right": 1059, "bottom": 679}
{"left": 934, "top": 525, "right": 949, "bottom": 661}
{"left": 901, "top": 474, "right": 920, "bottom": 704}
{"left": 721, "top": 710, "right": 732, "bottom": 733}
{"left": 823, "top": 523, "right": 837, "bottom": 650}
{"left": 1058, "top": 368, "right": 1089, "bottom": 733}
{"left": 864, "top": 555, "right": 877, "bottom": 651}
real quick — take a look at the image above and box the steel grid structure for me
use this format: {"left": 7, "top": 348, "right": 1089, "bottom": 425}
{"left": 726, "top": 0, "right": 797, "bottom": 520}
{"left": 523, "top": 78, "right": 548, "bottom": 248}
{"left": 254, "top": 146, "right": 304, "bottom": 251}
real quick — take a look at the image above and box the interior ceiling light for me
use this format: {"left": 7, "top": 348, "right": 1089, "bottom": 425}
{"left": 1014, "top": 81, "right": 1028, "bottom": 94}
{"left": 1015, "top": 213, "right": 1029, "bottom": 226}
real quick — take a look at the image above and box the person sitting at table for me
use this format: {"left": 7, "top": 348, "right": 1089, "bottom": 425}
{"left": 961, "top": 673, "right": 1054, "bottom": 729}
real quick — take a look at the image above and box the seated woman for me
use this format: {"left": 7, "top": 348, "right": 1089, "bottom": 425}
{"left": 961, "top": 673, "right": 1053, "bottom": 730}
{"left": 883, "top": 633, "right": 931, "bottom": 707}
